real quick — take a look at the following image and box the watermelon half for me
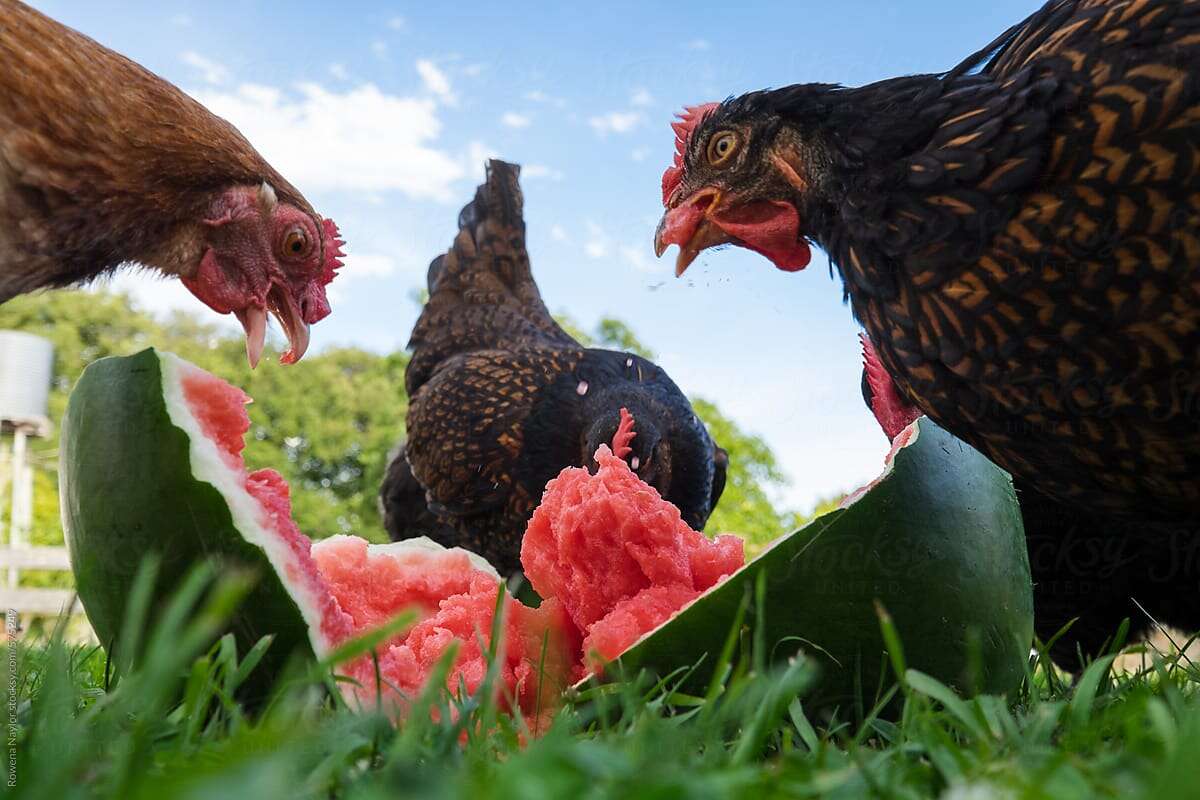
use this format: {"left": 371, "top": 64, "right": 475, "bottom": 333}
{"left": 60, "top": 349, "right": 576, "bottom": 716}
{"left": 585, "top": 417, "right": 1034, "bottom": 706}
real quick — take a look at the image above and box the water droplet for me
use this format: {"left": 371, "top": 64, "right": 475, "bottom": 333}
{"left": 630, "top": 456, "right": 640, "bottom": 471}
{"left": 576, "top": 380, "right": 589, "bottom": 396}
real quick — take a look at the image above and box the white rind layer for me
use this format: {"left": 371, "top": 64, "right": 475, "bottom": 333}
{"left": 837, "top": 416, "right": 922, "bottom": 510}
{"left": 155, "top": 352, "right": 506, "bottom": 659}
{"left": 313, "top": 534, "right": 503, "bottom": 582}
{"left": 158, "top": 351, "right": 337, "bottom": 656}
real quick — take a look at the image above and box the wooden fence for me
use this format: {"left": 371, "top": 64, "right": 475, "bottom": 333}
{"left": 0, "top": 545, "right": 77, "bottom": 619}
{"left": 0, "top": 418, "right": 85, "bottom": 624}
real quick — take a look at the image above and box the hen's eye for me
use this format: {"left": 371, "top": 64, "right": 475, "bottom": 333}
{"left": 280, "top": 227, "right": 310, "bottom": 259}
{"left": 707, "top": 131, "right": 739, "bottom": 166}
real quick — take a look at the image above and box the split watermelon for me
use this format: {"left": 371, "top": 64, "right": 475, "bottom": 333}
{"left": 61, "top": 349, "right": 1032, "bottom": 721}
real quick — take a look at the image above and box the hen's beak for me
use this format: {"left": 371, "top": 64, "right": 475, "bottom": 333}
{"left": 235, "top": 306, "right": 268, "bottom": 369}
{"left": 233, "top": 286, "right": 311, "bottom": 369}
{"left": 653, "top": 189, "right": 736, "bottom": 277}
{"left": 268, "top": 285, "right": 311, "bottom": 365}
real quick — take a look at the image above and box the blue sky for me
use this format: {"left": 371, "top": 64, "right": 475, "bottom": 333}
{"left": 35, "top": 0, "right": 1042, "bottom": 515}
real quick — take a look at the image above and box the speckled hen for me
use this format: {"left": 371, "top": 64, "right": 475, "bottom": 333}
{"left": 381, "top": 161, "right": 727, "bottom": 575}
{"left": 655, "top": 1, "right": 1200, "bottom": 580}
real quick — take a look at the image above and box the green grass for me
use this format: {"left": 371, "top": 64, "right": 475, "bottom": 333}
{"left": 7, "top": 565, "right": 1200, "bottom": 800}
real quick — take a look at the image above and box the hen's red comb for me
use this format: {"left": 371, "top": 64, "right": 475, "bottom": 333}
{"left": 661, "top": 102, "right": 719, "bottom": 206}
{"left": 320, "top": 217, "right": 346, "bottom": 286}
{"left": 611, "top": 407, "right": 636, "bottom": 460}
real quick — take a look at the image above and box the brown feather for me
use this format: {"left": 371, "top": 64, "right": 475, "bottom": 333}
{"left": 0, "top": 0, "right": 313, "bottom": 299}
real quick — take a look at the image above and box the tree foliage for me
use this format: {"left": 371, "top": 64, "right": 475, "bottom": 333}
{"left": 555, "top": 312, "right": 797, "bottom": 548}
{"left": 689, "top": 398, "right": 797, "bottom": 548}
{"left": 1, "top": 294, "right": 798, "bottom": 576}
{"left": 0, "top": 291, "right": 408, "bottom": 553}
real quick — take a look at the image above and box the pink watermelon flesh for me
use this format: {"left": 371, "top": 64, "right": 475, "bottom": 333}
{"left": 180, "top": 372, "right": 742, "bottom": 722}
{"left": 520, "top": 408, "right": 745, "bottom": 672}
{"left": 312, "top": 535, "right": 493, "bottom": 630}
{"left": 310, "top": 535, "right": 578, "bottom": 726}
{"left": 180, "top": 371, "right": 354, "bottom": 649}
{"left": 179, "top": 368, "right": 575, "bottom": 723}
{"left": 581, "top": 585, "right": 704, "bottom": 669}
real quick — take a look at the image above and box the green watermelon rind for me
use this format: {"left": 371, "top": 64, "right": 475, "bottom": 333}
{"left": 582, "top": 417, "right": 1034, "bottom": 704}
{"left": 59, "top": 348, "right": 329, "bottom": 669}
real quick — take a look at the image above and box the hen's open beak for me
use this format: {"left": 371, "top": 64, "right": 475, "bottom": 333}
{"left": 268, "top": 284, "right": 311, "bottom": 365}
{"left": 653, "top": 189, "right": 736, "bottom": 277}
{"left": 234, "top": 285, "right": 310, "bottom": 369}
{"left": 235, "top": 306, "right": 268, "bottom": 369}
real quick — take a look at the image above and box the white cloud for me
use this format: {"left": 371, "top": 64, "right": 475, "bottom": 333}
{"left": 524, "top": 89, "right": 566, "bottom": 108}
{"left": 501, "top": 111, "right": 531, "bottom": 129}
{"left": 342, "top": 253, "right": 396, "bottom": 278}
{"left": 584, "top": 221, "right": 609, "bottom": 259}
{"left": 588, "top": 111, "right": 642, "bottom": 136}
{"left": 170, "top": 13, "right": 193, "bottom": 27}
{"left": 575, "top": 223, "right": 651, "bottom": 269}
{"left": 328, "top": 63, "right": 349, "bottom": 81}
{"left": 386, "top": 15, "right": 406, "bottom": 30}
{"left": 550, "top": 224, "right": 570, "bottom": 243}
{"left": 630, "top": 88, "right": 654, "bottom": 107}
{"left": 191, "top": 82, "right": 470, "bottom": 200}
{"left": 370, "top": 40, "right": 389, "bottom": 59}
{"left": 464, "top": 141, "right": 497, "bottom": 180}
{"left": 522, "top": 164, "right": 563, "bottom": 181}
{"left": 416, "top": 59, "right": 457, "bottom": 106}
{"left": 180, "top": 51, "right": 229, "bottom": 85}
{"left": 329, "top": 248, "right": 434, "bottom": 305}
{"left": 462, "top": 63, "right": 486, "bottom": 77}
{"left": 687, "top": 38, "right": 711, "bottom": 50}
{"left": 619, "top": 244, "right": 654, "bottom": 272}
{"left": 631, "top": 146, "right": 650, "bottom": 162}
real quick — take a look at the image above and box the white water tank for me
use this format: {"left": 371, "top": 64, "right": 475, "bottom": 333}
{"left": 0, "top": 331, "right": 55, "bottom": 426}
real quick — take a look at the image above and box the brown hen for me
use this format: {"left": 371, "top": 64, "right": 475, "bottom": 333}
{"left": 0, "top": 0, "right": 343, "bottom": 365}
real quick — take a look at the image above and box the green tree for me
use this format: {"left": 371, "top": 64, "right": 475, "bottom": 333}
{"left": 554, "top": 313, "right": 798, "bottom": 550}
{"left": 0, "top": 292, "right": 408, "bottom": 565}
{"left": 691, "top": 398, "right": 798, "bottom": 550}
{"left": 594, "top": 318, "right": 656, "bottom": 360}
{"left": 552, "top": 314, "right": 655, "bottom": 360}
{"left": 2, "top": 295, "right": 801, "bottom": 587}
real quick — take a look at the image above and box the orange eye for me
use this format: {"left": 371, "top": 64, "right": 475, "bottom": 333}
{"left": 707, "top": 131, "right": 739, "bottom": 166}
{"left": 280, "top": 227, "right": 310, "bottom": 259}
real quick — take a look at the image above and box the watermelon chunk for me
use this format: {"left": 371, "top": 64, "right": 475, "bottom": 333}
{"left": 520, "top": 408, "right": 745, "bottom": 672}
{"left": 58, "top": 355, "right": 758, "bottom": 718}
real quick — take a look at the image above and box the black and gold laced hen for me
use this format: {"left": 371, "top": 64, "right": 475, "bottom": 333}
{"left": 383, "top": 161, "right": 727, "bottom": 575}
{"left": 657, "top": 0, "right": 1200, "bottom": 528}
{"left": 862, "top": 350, "right": 1200, "bottom": 665}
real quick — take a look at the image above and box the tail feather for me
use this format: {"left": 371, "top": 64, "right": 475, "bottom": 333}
{"left": 425, "top": 160, "right": 526, "bottom": 296}
{"left": 406, "top": 159, "right": 577, "bottom": 396}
